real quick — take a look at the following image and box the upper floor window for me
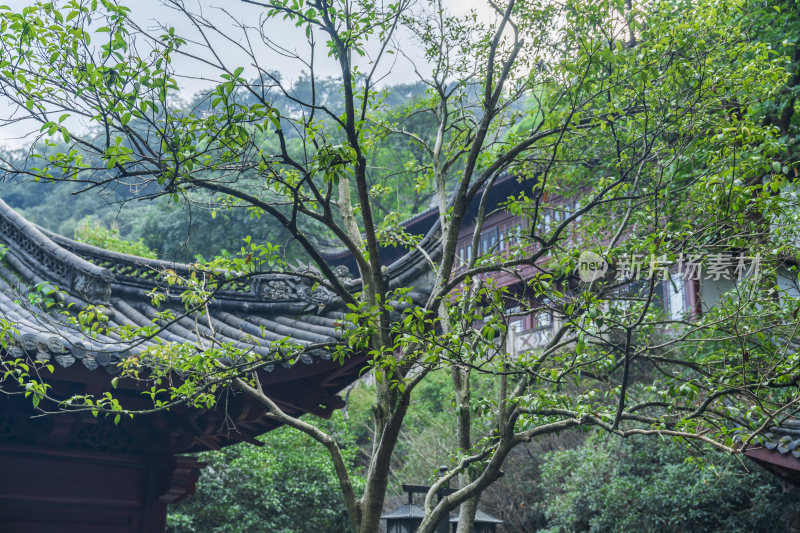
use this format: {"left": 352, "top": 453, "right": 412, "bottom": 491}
{"left": 553, "top": 208, "right": 564, "bottom": 226}
{"left": 479, "top": 227, "right": 498, "bottom": 256}
{"left": 542, "top": 211, "right": 552, "bottom": 233}
{"left": 537, "top": 311, "right": 553, "bottom": 330}
{"left": 505, "top": 223, "right": 523, "bottom": 249}
{"left": 457, "top": 244, "right": 473, "bottom": 268}
{"left": 572, "top": 199, "right": 582, "bottom": 221}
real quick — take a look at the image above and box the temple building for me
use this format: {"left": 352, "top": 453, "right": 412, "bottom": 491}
{"left": 0, "top": 196, "right": 434, "bottom": 532}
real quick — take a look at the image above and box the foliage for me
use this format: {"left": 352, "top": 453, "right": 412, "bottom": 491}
{"left": 341, "top": 376, "right": 800, "bottom": 533}
{"left": 0, "top": 1, "right": 799, "bottom": 532}
{"left": 167, "top": 413, "right": 363, "bottom": 533}
{"left": 539, "top": 433, "right": 800, "bottom": 533}
{"left": 74, "top": 216, "right": 157, "bottom": 258}
{"left": 747, "top": 0, "right": 800, "bottom": 164}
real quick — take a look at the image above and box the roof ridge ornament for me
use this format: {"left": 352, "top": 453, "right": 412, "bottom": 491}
{"left": 255, "top": 263, "right": 354, "bottom": 312}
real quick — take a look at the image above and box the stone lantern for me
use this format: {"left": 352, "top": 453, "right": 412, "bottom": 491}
{"left": 381, "top": 471, "right": 503, "bottom": 533}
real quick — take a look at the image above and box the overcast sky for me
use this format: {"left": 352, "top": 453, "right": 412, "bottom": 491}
{"left": 0, "top": 0, "right": 494, "bottom": 149}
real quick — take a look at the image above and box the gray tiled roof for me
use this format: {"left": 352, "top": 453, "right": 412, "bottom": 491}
{"left": 381, "top": 503, "right": 426, "bottom": 520}
{"left": 0, "top": 197, "right": 428, "bottom": 374}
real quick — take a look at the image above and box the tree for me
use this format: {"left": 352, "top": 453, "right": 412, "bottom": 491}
{"left": 167, "top": 412, "right": 363, "bottom": 533}
{"left": 0, "top": 1, "right": 797, "bottom": 532}
{"left": 539, "top": 432, "right": 800, "bottom": 532}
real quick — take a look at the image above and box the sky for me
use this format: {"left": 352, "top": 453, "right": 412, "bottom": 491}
{"left": 0, "top": 0, "right": 495, "bottom": 149}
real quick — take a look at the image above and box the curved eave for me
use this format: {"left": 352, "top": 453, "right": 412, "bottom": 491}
{"left": 745, "top": 446, "right": 800, "bottom": 485}
{"left": 0, "top": 196, "right": 371, "bottom": 454}
{"left": 0, "top": 344, "right": 368, "bottom": 454}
